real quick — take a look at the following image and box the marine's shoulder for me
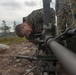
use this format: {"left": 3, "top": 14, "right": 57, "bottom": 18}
{"left": 31, "top": 8, "right": 43, "bottom": 13}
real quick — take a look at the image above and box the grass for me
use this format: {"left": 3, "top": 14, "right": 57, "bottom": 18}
{"left": 0, "top": 36, "right": 27, "bottom": 44}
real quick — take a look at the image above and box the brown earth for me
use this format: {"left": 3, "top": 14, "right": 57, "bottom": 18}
{"left": 0, "top": 41, "right": 36, "bottom": 75}
{"left": 0, "top": 41, "right": 68, "bottom": 75}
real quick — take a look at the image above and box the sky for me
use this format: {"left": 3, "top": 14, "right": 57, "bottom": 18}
{"left": 0, "top": 0, "right": 55, "bottom": 32}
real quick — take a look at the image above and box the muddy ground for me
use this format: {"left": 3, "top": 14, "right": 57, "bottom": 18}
{"left": 0, "top": 41, "right": 36, "bottom": 75}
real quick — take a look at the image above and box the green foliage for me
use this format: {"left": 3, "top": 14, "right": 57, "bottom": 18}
{"left": 0, "top": 36, "right": 27, "bottom": 44}
{"left": 0, "top": 20, "right": 11, "bottom": 33}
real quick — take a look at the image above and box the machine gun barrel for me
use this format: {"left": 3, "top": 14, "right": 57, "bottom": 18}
{"left": 45, "top": 36, "right": 76, "bottom": 75}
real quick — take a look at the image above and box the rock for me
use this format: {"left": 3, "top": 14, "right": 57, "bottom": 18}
{"left": 16, "top": 59, "right": 21, "bottom": 63}
{"left": 0, "top": 44, "right": 10, "bottom": 50}
{"left": 0, "top": 44, "right": 10, "bottom": 53}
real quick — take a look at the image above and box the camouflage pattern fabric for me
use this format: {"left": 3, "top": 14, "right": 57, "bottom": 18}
{"left": 71, "top": 0, "right": 76, "bottom": 27}
{"left": 56, "top": 0, "right": 76, "bottom": 53}
{"left": 23, "top": 8, "right": 55, "bottom": 44}
{"left": 71, "top": 0, "right": 76, "bottom": 15}
{"left": 25, "top": 8, "right": 55, "bottom": 34}
{"left": 56, "top": 0, "right": 73, "bottom": 35}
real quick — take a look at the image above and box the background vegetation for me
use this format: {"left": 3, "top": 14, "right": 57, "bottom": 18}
{"left": 0, "top": 36, "right": 27, "bottom": 44}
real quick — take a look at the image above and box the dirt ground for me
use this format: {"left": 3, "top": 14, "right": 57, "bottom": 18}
{"left": 0, "top": 41, "right": 36, "bottom": 75}
{"left": 0, "top": 41, "right": 68, "bottom": 75}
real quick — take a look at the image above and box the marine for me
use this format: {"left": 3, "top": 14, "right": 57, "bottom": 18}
{"left": 15, "top": 8, "right": 55, "bottom": 43}
{"left": 56, "top": 0, "right": 73, "bottom": 35}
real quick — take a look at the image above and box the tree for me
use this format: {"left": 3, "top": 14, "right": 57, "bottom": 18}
{"left": 2, "top": 20, "right": 6, "bottom": 26}
{"left": 13, "top": 21, "right": 16, "bottom": 30}
{"left": 0, "top": 20, "right": 11, "bottom": 33}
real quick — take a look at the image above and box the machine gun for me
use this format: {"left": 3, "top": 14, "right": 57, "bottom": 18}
{"left": 16, "top": 0, "right": 76, "bottom": 75}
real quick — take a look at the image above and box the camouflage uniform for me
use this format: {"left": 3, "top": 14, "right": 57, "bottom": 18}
{"left": 71, "top": 0, "right": 76, "bottom": 18}
{"left": 56, "top": 1, "right": 76, "bottom": 74}
{"left": 66, "top": 0, "right": 76, "bottom": 53}
{"left": 71, "top": 0, "right": 76, "bottom": 27}
{"left": 25, "top": 8, "right": 55, "bottom": 34}
{"left": 56, "top": 0, "right": 73, "bottom": 35}
{"left": 23, "top": 8, "right": 55, "bottom": 44}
